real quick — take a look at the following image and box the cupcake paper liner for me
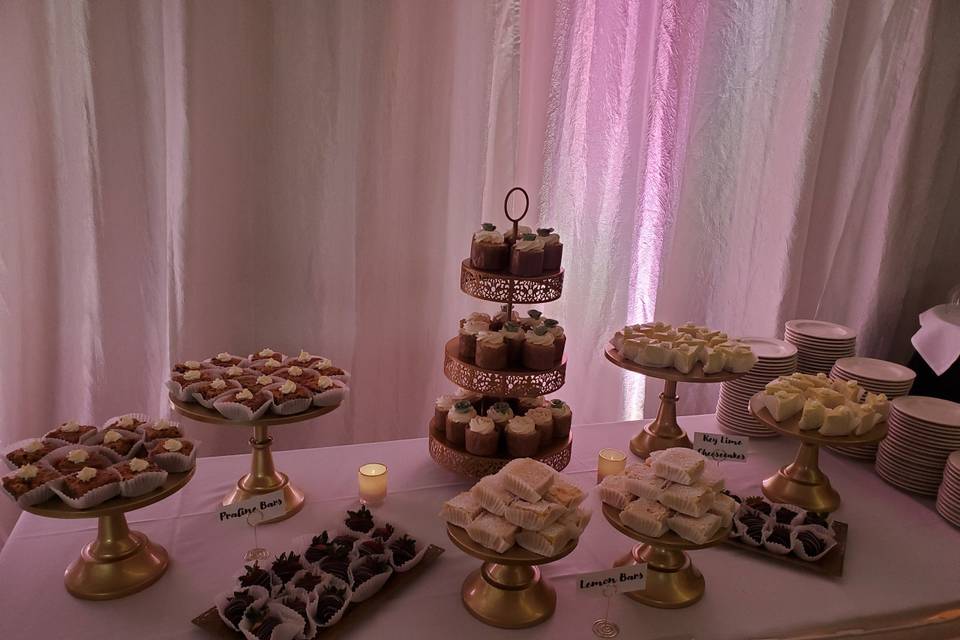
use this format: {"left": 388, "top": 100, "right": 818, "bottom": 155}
{"left": 192, "top": 380, "right": 242, "bottom": 409}
{"left": 101, "top": 412, "right": 152, "bottom": 432}
{"left": 166, "top": 379, "right": 198, "bottom": 403}
{"left": 265, "top": 383, "right": 313, "bottom": 416}
{"left": 1, "top": 463, "right": 62, "bottom": 508}
{"left": 138, "top": 419, "right": 185, "bottom": 442}
{"left": 347, "top": 554, "right": 393, "bottom": 602}
{"left": 384, "top": 528, "right": 427, "bottom": 573}
{"left": 85, "top": 429, "right": 145, "bottom": 461}
{"left": 214, "top": 585, "right": 270, "bottom": 632}
{"left": 313, "top": 383, "right": 348, "bottom": 408}
{"left": 213, "top": 390, "right": 273, "bottom": 421}
{"left": 790, "top": 524, "right": 838, "bottom": 562}
{"left": 760, "top": 521, "right": 793, "bottom": 555}
{"left": 2, "top": 437, "right": 71, "bottom": 471}
{"left": 770, "top": 504, "right": 805, "bottom": 527}
{"left": 733, "top": 512, "right": 765, "bottom": 547}
{"left": 308, "top": 574, "right": 352, "bottom": 629}
{"left": 238, "top": 601, "right": 303, "bottom": 640}
{"left": 42, "top": 444, "right": 123, "bottom": 471}
{"left": 277, "top": 586, "right": 317, "bottom": 640}
{"left": 114, "top": 463, "right": 169, "bottom": 498}
{"left": 148, "top": 439, "right": 198, "bottom": 473}
{"left": 51, "top": 468, "right": 122, "bottom": 509}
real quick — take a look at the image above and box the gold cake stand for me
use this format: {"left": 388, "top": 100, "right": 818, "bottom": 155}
{"left": 749, "top": 393, "right": 888, "bottom": 513}
{"left": 24, "top": 468, "right": 195, "bottom": 600}
{"left": 443, "top": 337, "right": 567, "bottom": 398}
{"left": 428, "top": 421, "right": 572, "bottom": 478}
{"left": 604, "top": 342, "right": 747, "bottom": 458}
{"left": 602, "top": 503, "right": 730, "bottom": 608}
{"left": 447, "top": 523, "right": 578, "bottom": 629}
{"left": 170, "top": 397, "right": 339, "bottom": 523}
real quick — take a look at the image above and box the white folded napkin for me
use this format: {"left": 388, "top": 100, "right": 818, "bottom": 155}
{"left": 911, "top": 304, "right": 960, "bottom": 376}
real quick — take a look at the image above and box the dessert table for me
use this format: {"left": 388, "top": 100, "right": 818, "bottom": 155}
{"left": 1, "top": 415, "right": 958, "bottom": 640}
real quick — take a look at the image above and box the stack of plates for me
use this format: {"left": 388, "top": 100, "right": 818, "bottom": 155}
{"left": 936, "top": 451, "right": 960, "bottom": 529}
{"left": 827, "top": 357, "right": 916, "bottom": 461}
{"left": 784, "top": 319, "right": 857, "bottom": 374}
{"left": 716, "top": 337, "right": 797, "bottom": 437}
{"left": 875, "top": 396, "right": 960, "bottom": 496}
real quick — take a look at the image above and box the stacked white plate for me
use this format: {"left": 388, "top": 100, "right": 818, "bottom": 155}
{"left": 784, "top": 319, "right": 857, "bottom": 375}
{"left": 935, "top": 451, "right": 960, "bottom": 529}
{"left": 716, "top": 337, "right": 797, "bottom": 437}
{"left": 875, "top": 396, "right": 960, "bottom": 496}
{"left": 827, "top": 357, "right": 916, "bottom": 461}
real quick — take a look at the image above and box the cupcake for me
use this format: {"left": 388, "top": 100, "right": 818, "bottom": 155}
{"left": 445, "top": 400, "right": 476, "bottom": 447}
{"left": 499, "top": 322, "right": 525, "bottom": 367}
{"left": 45, "top": 421, "right": 96, "bottom": 444}
{"left": 248, "top": 348, "right": 286, "bottom": 363}
{"left": 458, "top": 318, "right": 489, "bottom": 362}
{"left": 504, "top": 224, "right": 533, "bottom": 246}
{"left": 242, "top": 375, "right": 278, "bottom": 394}
{"left": 526, "top": 407, "right": 554, "bottom": 448}
{"left": 192, "top": 377, "right": 238, "bottom": 405}
{"left": 2, "top": 463, "right": 60, "bottom": 506}
{"left": 170, "top": 367, "right": 217, "bottom": 389}
{"left": 98, "top": 430, "right": 139, "bottom": 457}
{"left": 58, "top": 466, "right": 120, "bottom": 502}
{"left": 207, "top": 352, "right": 245, "bottom": 367}
{"left": 470, "top": 223, "right": 508, "bottom": 271}
{"left": 276, "top": 365, "right": 314, "bottom": 385}
{"left": 222, "top": 365, "right": 251, "bottom": 381}
{"left": 454, "top": 388, "right": 484, "bottom": 413}
{"left": 520, "top": 309, "right": 544, "bottom": 330}
{"left": 250, "top": 358, "right": 285, "bottom": 375}
{"left": 113, "top": 458, "right": 168, "bottom": 497}
{"left": 103, "top": 415, "right": 146, "bottom": 432}
{"left": 522, "top": 326, "right": 556, "bottom": 370}
{"left": 433, "top": 396, "right": 456, "bottom": 436}
{"left": 113, "top": 457, "right": 163, "bottom": 480}
{"left": 518, "top": 396, "right": 548, "bottom": 411}
{"left": 465, "top": 416, "right": 498, "bottom": 456}
{"left": 5, "top": 438, "right": 61, "bottom": 468}
{"left": 142, "top": 419, "right": 184, "bottom": 441}
{"left": 506, "top": 416, "right": 540, "bottom": 457}
{"left": 53, "top": 448, "right": 112, "bottom": 474}
{"left": 475, "top": 331, "right": 507, "bottom": 370}
{"left": 543, "top": 319, "right": 566, "bottom": 363}
{"left": 148, "top": 438, "right": 194, "bottom": 457}
{"left": 147, "top": 438, "right": 197, "bottom": 472}
{"left": 491, "top": 304, "right": 519, "bottom": 331}
{"left": 538, "top": 227, "right": 563, "bottom": 271}
{"left": 549, "top": 400, "right": 573, "bottom": 438}
{"left": 269, "top": 379, "right": 312, "bottom": 414}
{"left": 510, "top": 233, "right": 545, "bottom": 277}
{"left": 172, "top": 359, "right": 215, "bottom": 373}
{"left": 486, "top": 402, "right": 514, "bottom": 433}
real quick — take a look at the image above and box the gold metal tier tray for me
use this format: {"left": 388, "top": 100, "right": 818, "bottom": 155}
{"left": 447, "top": 523, "right": 578, "bottom": 629}
{"left": 602, "top": 503, "right": 730, "bottom": 608}
{"left": 170, "top": 396, "right": 340, "bottom": 523}
{"left": 749, "top": 393, "right": 888, "bottom": 513}
{"left": 25, "top": 468, "right": 195, "bottom": 600}
{"left": 459, "top": 259, "right": 565, "bottom": 304}
{"left": 428, "top": 420, "right": 571, "bottom": 479}
{"left": 444, "top": 337, "right": 567, "bottom": 398}
{"left": 604, "top": 342, "right": 747, "bottom": 458}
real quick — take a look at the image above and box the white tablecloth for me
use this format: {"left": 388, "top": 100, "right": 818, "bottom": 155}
{"left": 1, "top": 415, "right": 958, "bottom": 640}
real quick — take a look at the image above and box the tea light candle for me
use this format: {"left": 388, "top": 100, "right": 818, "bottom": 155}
{"left": 597, "top": 448, "right": 626, "bottom": 482}
{"left": 358, "top": 463, "right": 388, "bottom": 506}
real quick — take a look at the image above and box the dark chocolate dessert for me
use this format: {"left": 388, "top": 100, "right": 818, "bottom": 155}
{"left": 223, "top": 591, "right": 255, "bottom": 629}
{"left": 244, "top": 607, "right": 281, "bottom": 640}
{"left": 802, "top": 512, "right": 830, "bottom": 529}
{"left": 797, "top": 530, "right": 827, "bottom": 557}
{"left": 371, "top": 523, "right": 394, "bottom": 541}
{"left": 304, "top": 532, "right": 335, "bottom": 564}
{"left": 739, "top": 513, "right": 765, "bottom": 544}
{"left": 319, "top": 554, "right": 350, "bottom": 582}
{"left": 315, "top": 586, "right": 347, "bottom": 625}
{"left": 351, "top": 556, "right": 390, "bottom": 590}
{"left": 345, "top": 505, "right": 374, "bottom": 533}
{"left": 270, "top": 551, "right": 302, "bottom": 584}
{"left": 332, "top": 534, "right": 358, "bottom": 549}
{"left": 357, "top": 539, "right": 385, "bottom": 557}
{"left": 238, "top": 563, "right": 272, "bottom": 590}
{"left": 294, "top": 571, "right": 324, "bottom": 593}
{"left": 744, "top": 496, "right": 772, "bottom": 516}
{"left": 766, "top": 524, "right": 791, "bottom": 547}
{"left": 389, "top": 535, "right": 418, "bottom": 567}
{"left": 722, "top": 489, "right": 742, "bottom": 504}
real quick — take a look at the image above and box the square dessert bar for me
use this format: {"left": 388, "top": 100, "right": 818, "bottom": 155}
{"left": 439, "top": 491, "right": 483, "bottom": 528}
{"left": 516, "top": 522, "right": 572, "bottom": 556}
{"left": 62, "top": 468, "right": 119, "bottom": 499}
{"left": 471, "top": 476, "right": 516, "bottom": 516}
{"left": 658, "top": 483, "right": 715, "bottom": 518}
{"left": 620, "top": 498, "right": 671, "bottom": 537}
{"left": 667, "top": 512, "right": 722, "bottom": 545}
{"left": 651, "top": 448, "right": 706, "bottom": 485}
{"left": 599, "top": 474, "right": 633, "bottom": 510}
{"left": 501, "top": 458, "right": 556, "bottom": 502}
{"left": 503, "top": 500, "right": 565, "bottom": 531}
{"left": 466, "top": 513, "right": 519, "bottom": 554}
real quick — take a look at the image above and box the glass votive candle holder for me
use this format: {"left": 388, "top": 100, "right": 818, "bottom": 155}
{"left": 597, "top": 448, "right": 626, "bottom": 483}
{"left": 358, "top": 463, "right": 388, "bottom": 506}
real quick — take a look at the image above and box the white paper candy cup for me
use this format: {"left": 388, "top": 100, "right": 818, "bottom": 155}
{"left": 214, "top": 585, "right": 270, "bottom": 632}
{"left": 790, "top": 524, "right": 838, "bottom": 561}
{"left": 214, "top": 390, "right": 273, "bottom": 421}
{"left": 276, "top": 586, "right": 316, "bottom": 640}
{"left": 86, "top": 430, "right": 145, "bottom": 461}
{"left": 308, "top": 574, "right": 352, "bottom": 629}
{"left": 192, "top": 380, "right": 242, "bottom": 409}
{"left": 114, "top": 462, "right": 169, "bottom": 498}
{"left": 101, "top": 412, "right": 152, "bottom": 432}
{"left": 313, "top": 382, "right": 347, "bottom": 408}
{"left": 42, "top": 444, "right": 122, "bottom": 472}
{"left": 51, "top": 468, "right": 122, "bottom": 509}
{"left": 147, "top": 439, "right": 198, "bottom": 473}
{"left": 761, "top": 521, "right": 793, "bottom": 555}
{"left": 733, "top": 512, "right": 765, "bottom": 547}
{"left": 2, "top": 438, "right": 70, "bottom": 471}
{"left": 238, "top": 601, "right": 303, "bottom": 640}
{"left": 1, "top": 463, "right": 62, "bottom": 507}
{"left": 385, "top": 528, "right": 427, "bottom": 573}
{"left": 770, "top": 504, "right": 805, "bottom": 527}
{"left": 347, "top": 554, "right": 393, "bottom": 602}
{"left": 288, "top": 566, "right": 327, "bottom": 596}
{"left": 166, "top": 378, "right": 197, "bottom": 402}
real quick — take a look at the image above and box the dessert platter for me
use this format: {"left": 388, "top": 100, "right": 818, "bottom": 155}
{"left": 721, "top": 494, "right": 848, "bottom": 577}
{"left": 168, "top": 348, "right": 349, "bottom": 523}
{"left": 750, "top": 373, "right": 889, "bottom": 512}
{"left": 429, "top": 187, "right": 574, "bottom": 477}
{"left": 193, "top": 506, "right": 444, "bottom": 639}
{"left": 598, "top": 448, "right": 735, "bottom": 608}
{"left": 2, "top": 415, "right": 198, "bottom": 599}
{"left": 439, "top": 459, "right": 590, "bottom": 628}
{"left": 605, "top": 322, "right": 758, "bottom": 457}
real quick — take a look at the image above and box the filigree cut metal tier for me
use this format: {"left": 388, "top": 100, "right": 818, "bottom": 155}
{"left": 428, "top": 422, "right": 572, "bottom": 479}
{"left": 443, "top": 338, "right": 567, "bottom": 397}
{"left": 460, "top": 259, "right": 564, "bottom": 304}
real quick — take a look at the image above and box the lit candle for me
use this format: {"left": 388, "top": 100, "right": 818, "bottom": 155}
{"left": 358, "top": 463, "right": 388, "bottom": 506}
{"left": 597, "top": 448, "right": 626, "bottom": 483}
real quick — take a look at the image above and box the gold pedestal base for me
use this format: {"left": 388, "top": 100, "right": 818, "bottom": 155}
{"left": 630, "top": 380, "right": 692, "bottom": 458}
{"left": 461, "top": 563, "right": 556, "bottom": 629}
{"left": 762, "top": 441, "right": 840, "bottom": 513}
{"left": 615, "top": 543, "right": 704, "bottom": 609}
{"left": 221, "top": 425, "right": 305, "bottom": 524}
{"left": 66, "top": 515, "right": 168, "bottom": 600}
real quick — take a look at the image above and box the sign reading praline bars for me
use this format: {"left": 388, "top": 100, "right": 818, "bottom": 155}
{"left": 217, "top": 490, "right": 286, "bottom": 524}
{"left": 694, "top": 432, "right": 748, "bottom": 462}
{"left": 577, "top": 565, "right": 647, "bottom": 594}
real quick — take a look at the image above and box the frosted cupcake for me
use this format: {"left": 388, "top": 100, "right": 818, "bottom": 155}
{"left": 486, "top": 402, "right": 514, "bottom": 433}
{"left": 445, "top": 400, "right": 476, "bottom": 447}
{"left": 506, "top": 416, "right": 539, "bottom": 457}
{"left": 522, "top": 327, "right": 555, "bottom": 370}
{"left": 526, "top": 407, "right": 554, "bottom": 448}
{"left": 475, "top": 331, "right": 507, "bottom": 370}
{"left": 504, "top": 224, "right": 533, "bottom": 246}
{"left": 510, "top": 233, "right": 545, "bottom": 277}
{"left": 520, "top": 309, "right": 544, "bottom": 330}
{"left": 543, "top": 319, "right": 566, "bottom": 364}
{"left": 549, "top": 400, "right": 573, "bottom": 438}
{"left": 491, "top": 304, "right": 519, "bottom": 331}
{"left": 499, "top": 322, "right": 526, "bottom": 368}
{"left": 458, "top": 319, "right": 489, "bottom": 362}
{"left": 538, "top": 227, "right": 563, "bottom": 271}
{"left": 470, "top": 223, "right": 508, "bottom": 271}
{"left": 433, "top": 395, "right": 456, "bottom": 436}
{"left": 465, "top": 416, "right": 498, "bottom": 456}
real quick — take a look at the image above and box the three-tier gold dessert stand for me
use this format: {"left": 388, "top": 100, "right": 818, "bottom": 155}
{"left": 171, "top": 398, "right": 339, "bottom": 523}
{"left": 750, "top": 393, "right": 888, "bottom": 512}
{"left": 447, "top": 523, "right": 578, "bottom": 628}
{"left": 604, "top": 343, "right": 747, "bottom": 458}
{"left": 602, "top": 503, "right": 730, "bottom": 608}
{"left": 24, "top": 468, "right": 195, "bottom": 600}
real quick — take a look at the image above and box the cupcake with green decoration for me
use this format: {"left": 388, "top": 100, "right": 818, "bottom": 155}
{"left": 470, "top": 222, "right": 508, "bottom": 271}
